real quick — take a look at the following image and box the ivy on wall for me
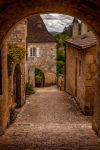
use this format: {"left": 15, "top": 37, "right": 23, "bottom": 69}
{"left": 7, "top": 43, "right": 26, "bottom": 76}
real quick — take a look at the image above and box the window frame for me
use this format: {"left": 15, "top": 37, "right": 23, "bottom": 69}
{"left": 30, "top": 47, "right": 36, "bottom": 57}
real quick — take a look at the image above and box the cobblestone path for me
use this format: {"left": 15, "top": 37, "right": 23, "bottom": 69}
{"left": 0, "top": 87, "right": 100, "bottom": 150}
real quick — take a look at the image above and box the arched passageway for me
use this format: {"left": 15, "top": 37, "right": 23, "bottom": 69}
{"left": 35, "top": 68, "right": 45, "bottom": 87}
{"left": 0, "top": 0, "right": 100, "bottom": 137}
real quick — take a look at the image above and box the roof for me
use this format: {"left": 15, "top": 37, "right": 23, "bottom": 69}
{"left": 27, "top": 15, "right": 55, "bottom": 43}
{"left": 65, "top": 31, "right": 97, "bottom": 49}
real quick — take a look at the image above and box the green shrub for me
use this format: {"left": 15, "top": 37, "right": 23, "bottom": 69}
{"left": 57, "top": 61, "right": 65, "bottom": 75}
{"left": 25, "top": 82, "right": 35, "bottom": 95}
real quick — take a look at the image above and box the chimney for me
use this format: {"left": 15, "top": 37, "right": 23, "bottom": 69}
{"left": 81, "top": 22, "right": 88, "bottom": 35}
{"left": 72, "top": 18, "right": 79, "bottom": 38}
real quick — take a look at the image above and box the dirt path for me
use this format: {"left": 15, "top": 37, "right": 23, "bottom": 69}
{"left": 0, "top": 87, "right": 100, "bottom": 150}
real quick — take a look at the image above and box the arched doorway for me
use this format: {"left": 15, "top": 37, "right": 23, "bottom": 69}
{"left": 13, "top": 64, "right": 21, "bottom": 108}
{"left": 35, "top": 68, "right": 45, "bottom": 87}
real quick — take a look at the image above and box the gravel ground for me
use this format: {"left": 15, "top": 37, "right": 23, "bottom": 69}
{"left": 0, "top": 87, "right": 100, "bottom": 150}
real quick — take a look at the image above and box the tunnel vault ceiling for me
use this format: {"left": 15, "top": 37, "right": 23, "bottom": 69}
{"left": 0, "top": 0, "right": 100, "bottom": 45}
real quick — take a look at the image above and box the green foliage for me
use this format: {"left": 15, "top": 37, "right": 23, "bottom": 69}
{"left": 56, "top": 49, "right": 65, "bottom": 75}
{"left": 8, "top": 43, "right": 26, "bottom": 76}
{"left": 35, "top": 68, "right": 42, "bottom": 76}
{"left": 63, "top": 25, "right": 72, "bottom": 37}
{"left": 53, "top": 30, "right": 68, "bottom": 75}
{"left": 35, "top": 75, "right": 42, "bottom": 82}
{"left": 25, "top": 82, "right": 35, "bottom": 95}
{"left": 35, "top": 68, "right": 43, "bottom": 82}
{"left": 54, "top": 33, "right": 69, "bottom": 50}
{"left": 57, "top": 61, "right": 65, "bottom": 75}
{"left": 57, "top": 50, "right": 65, "bottom": 62}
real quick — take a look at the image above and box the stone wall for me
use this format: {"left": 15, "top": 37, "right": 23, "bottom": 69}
{"left": 85, "top": 46, "right": 96, "bottom": 115}
{"left": 27, "top": 42, "right": 56, "bottom": 87}
{"left": 57, "top": 74, "right": 64, "bottom": 91}
{"left": 66, "top": 46, "right": 86, "bottom": 113}
{"left": 3, "top": 20, "right": 26, "bottom": 126}
{"left": 6, "top": 20, "right": 27, "bottom": 45}
{"left": 66, "top": 45, "right": 96, "bottom": 115}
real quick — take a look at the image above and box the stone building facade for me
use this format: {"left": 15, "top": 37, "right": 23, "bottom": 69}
{"left": 65, "top": 20, "right": 97, "bottom": 115}
{"left": 26, "top": 16, "right": 56, "bottom": 87}
{"left": 4, "top": 20, "right": 26, "bottom": 125}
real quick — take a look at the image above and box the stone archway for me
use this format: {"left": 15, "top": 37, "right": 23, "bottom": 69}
{"left": 28, "top": 67, "right": 45, "bottom": 88}
{"left": 0, "top": 0, "right": 100, "bottom": 136}
{"left": 35, "top": 68, "right": 45, "bottom": 87}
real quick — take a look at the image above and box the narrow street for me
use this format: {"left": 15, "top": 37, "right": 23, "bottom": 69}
{"left": 0, "top": 87, "right": 100, "bottom": 150}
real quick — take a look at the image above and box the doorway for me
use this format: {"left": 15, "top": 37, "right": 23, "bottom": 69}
{"left": 35, "top": 68, "right": 45, "bottom": 87}
{"left": 13, "top": 64, "right": 21, "bottom": 108}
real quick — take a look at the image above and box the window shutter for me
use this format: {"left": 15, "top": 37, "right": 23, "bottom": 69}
{"left": 28, "top": 48, "right": 30, "bottom": 57}
{"left": 37, "top": 48, "right": 40, "bottom": 57}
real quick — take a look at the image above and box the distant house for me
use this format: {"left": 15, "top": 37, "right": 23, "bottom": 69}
{"left": 26, "top": 15, "right": 56, "bottom": 87}
{"left": 65, "top": 19, "right": 97, "bottom": 115}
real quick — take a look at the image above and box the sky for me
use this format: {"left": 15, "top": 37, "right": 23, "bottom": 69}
{"left": 41, "top": 13, "right": 73, "bottom": 33}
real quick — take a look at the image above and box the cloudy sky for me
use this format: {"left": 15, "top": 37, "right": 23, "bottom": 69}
{"left": 41, "top": 13, "right": 73, "bottom": 33}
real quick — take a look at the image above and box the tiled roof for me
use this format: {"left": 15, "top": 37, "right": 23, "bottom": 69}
{"left": 65, "top": 31, "right": 97, "bottom": 49}
{"left": 27, "top": 15, "right": 55, "bottom": 43}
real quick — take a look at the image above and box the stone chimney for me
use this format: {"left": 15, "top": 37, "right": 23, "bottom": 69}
{"left": 81, "top": 22, "right": 88, "bottom": 35}
{"left": 72, "top": 18, "right": 79, "bottom": 38}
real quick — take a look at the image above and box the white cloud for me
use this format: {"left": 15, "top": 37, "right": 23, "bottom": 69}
{"left": 41, "top": 13, "right": 73, "bottom": 32}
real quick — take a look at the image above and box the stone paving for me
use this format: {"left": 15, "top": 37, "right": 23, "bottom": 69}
{"left": 0, "top": 87, "right": 100, "bottom": 150}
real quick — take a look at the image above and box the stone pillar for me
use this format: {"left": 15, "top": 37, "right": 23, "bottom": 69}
{"left": 25, "top": 61, "right": 28, "bottom": 83}
{"left": 0, "top": 44, "right": 9, "bottom": 135}
{"left": 20, "top": 61, "right": 25, "bottom": 107}
{"left": 72, "top": 18, "right": 79, "bottom": 38}
{"left": 81, "top": 23, "right": 88, "bottom": 35}
{"left": 28, "top": 67, "right": 35, "bottom": 88}
{"left": 92, "top": 41, "right": 100, "bottom": 136}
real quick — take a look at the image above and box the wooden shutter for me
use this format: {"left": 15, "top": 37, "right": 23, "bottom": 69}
{"left": 37, "top": 47, "right": 40, "bottom": 57}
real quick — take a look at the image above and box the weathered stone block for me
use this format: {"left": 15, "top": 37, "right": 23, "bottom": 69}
{"left": 91, "top": 64, "right": 96, "bottom": 73}
{"left": 86, "top": 55, "right": 93, "bottom": 64}
{"left": 86, "top": 73, "right": 91, "bottom": 79}
{"left": 85, "top": 80, "right": 95, "bottom": 87}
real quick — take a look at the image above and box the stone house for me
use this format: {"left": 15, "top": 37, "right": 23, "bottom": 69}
{"left": 65, "top": 19, "right": 97, "bottom": 115}
{"left": 26, "top": 15, "right": 56, "bottom": 87}
{"left": 4, "top": 20, "right": 26, "bottom": 124}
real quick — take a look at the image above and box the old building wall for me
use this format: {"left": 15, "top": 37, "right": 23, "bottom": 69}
{"left": 27, "top": 42, "right": 56, "bottom": 87}
{"left": 66, "top": 45, "right": 86, "bottom": 113}
{"left": 4, "top": 20, "right": 26, "bottom": 119}
{"left": 76, "top": 50, "right": 86, "bottom": 112}
{"left": 66, "top": 44, "right": 97, "bottom": 115}
{"left": 6, "top": 21, "right": 27, "bottom": 45}
{"left": 66, "top": 45, "right": 76, "bottom": 95}
{"left": 85, "top": 46, "right": 96, "bottom": 115}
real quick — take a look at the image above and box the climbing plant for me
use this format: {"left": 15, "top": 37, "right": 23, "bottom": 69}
{"left": 7, "top": 43, "right": 26, "bottom": 76}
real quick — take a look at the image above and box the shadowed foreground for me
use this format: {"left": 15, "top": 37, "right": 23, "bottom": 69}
{"left": 0, "top": 87, "right": 100, "bottom": 150}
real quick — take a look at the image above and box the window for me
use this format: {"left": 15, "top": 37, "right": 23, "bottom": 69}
{"left": 30, "top": 47, "right": 36, "bottom": 57}
{"left": 28, "top": 47, "right": 40, "bottom": 57}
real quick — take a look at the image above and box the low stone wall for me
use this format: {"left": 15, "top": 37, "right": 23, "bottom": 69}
{"left": 57, "top": 75, "right": 64, "bottom": 91}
